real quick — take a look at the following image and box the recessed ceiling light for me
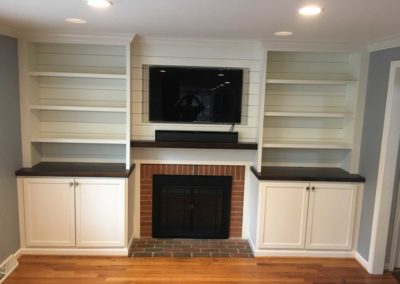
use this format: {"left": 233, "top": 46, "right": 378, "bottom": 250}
{"left": 225, "top": 81, "right": 230, "bottom": 84}
{"left": 160, "top": 70, "right": 166, "bottom": 73}
{"left": 65, "top": 18, "right": 87, "bottom": 24}
{"left": 299, "top": 5, "right": 322, "bottom": 16}
{"left": 218, "top": 73, "right": 224, "bottom": 77}
{"left": 274, "top": 31, "right": 294, "bottom": 37}
{"left": 87, "top": 0, "right": 112, "bottom": 8}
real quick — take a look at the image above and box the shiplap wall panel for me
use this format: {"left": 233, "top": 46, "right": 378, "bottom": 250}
{"left": 37, "top": 77, "right": 126, "bottom": 107}
{"left": 38, "top": 143, "right": 125, "bottom": 163}
{"left": 132, "top": 39, "right": 263, "bottom": 60}
{"left": 39, "top": 111, "right": 125, "bottom": 123}
{"left": 39, "top": 122, "right": 126, "bottom": 136}
{"left": 266, "top": 52, "right": 354, "bottom": 81}
{"left": 31, "top": 43, "right": 126, "bottom": 74}
{"left": 130, "top": 38, "right": 263, "bottom": 142}
{"left": 263, "top": 128, "right": 345, "bottom": 141}
{"left": 262, "top": 148, "right": 350, "bottom": 167}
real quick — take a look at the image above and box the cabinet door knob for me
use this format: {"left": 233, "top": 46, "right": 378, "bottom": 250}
{"left": 306, "top": 186, "right": 310, "bottom": 191}
{"left": 69, "top": 182, "right": 74, "bottom": 187}
{"left": 311, "top": 186, "right": 315, "bottom": 191}
{"left": 74, "top": 182, "right": 79, "bottom": 186}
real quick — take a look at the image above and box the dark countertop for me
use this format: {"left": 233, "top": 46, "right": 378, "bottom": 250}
{"left": 250, "top": 166, "right": 365, "bottom": 182}
{"left": 15, "top": 162, "right": 135, "bottom": 178}
{"left": 131, "top": 140, "right": 257, "bottom": 150}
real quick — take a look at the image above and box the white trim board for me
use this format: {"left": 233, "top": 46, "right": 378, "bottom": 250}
{"left": 368, "top": 35, "right": 400, "bottom": 52}
{"left": 367, "top": 60, "right": 400, "bottom": 274}
{"left": 19, "top": 248, "right": 128, "bottom": 256}
{"left": 0, "top": 250, "right": 20, "bottom": 284}
{"left": 355, "top": 251, "right": 370, "bottom": 272}
{"left": 0, "top": 25, "right": 19, "bottom": 39}
{"left": 247, "top": 236, "right": 355, "bottom": 258}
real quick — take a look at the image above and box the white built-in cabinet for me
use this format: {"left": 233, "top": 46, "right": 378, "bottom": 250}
{"left": 18, "top": 36, "right": 134, "bottom": 169}
{"left": 257, "top": 181, "right": 358, "bottom": 252}
{"left": 21, "top": 177, "right": 126, "bottom": 248}
{"left": 260, "top": 51, "right": 365, "bottom": 172}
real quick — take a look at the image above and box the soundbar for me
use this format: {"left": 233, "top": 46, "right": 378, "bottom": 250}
{"left": 155, "top": 130, "right": 238, "bottom": 143}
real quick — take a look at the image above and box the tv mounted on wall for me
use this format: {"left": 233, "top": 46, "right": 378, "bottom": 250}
{"left": 148, "top": 66, "right": 243, "bottom": 124}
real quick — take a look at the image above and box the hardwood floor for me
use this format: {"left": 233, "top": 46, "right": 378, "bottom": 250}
{"left": 4, "top": 255, "right": 398, "bottom": 283}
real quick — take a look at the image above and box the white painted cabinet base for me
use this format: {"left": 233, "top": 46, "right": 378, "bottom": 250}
{"left": 17, "top": 175, "right": 135, "bottom": 256}
{"left": 22, "top": 178, "right": 75, "bottom": 247}
{"left": 247, "top": 179, "right": 363, "bottom": 258}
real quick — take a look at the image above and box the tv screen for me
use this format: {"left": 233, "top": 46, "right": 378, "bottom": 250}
{"left": 149, "top": 66, "right": 243, "bottom": 124}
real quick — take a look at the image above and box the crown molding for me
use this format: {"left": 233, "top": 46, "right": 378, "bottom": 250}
{"left": 368, "top": 34, "right": 400, "bottom": 52}
{"left": 19, "top": 32, "right": 135, "bottom": 45}
{"left": 137, "top": 36, "right": 262, "bottom": 48}
{"left": 261, "top": 39, "right": 366, "bottom": 53}
{"left": 0, "top": 25, "right": 20, "bottom": 39}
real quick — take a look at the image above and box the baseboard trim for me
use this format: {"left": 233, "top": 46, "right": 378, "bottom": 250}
{"left": 246, "top": 234, "right": 354, "bottom": 257}
{"left": 0, "top": 251, "right": 20, "bottom": 284}
{"left": 19, "top": 247, "right": 129, "bottom": 256}
{"left": 355, "top": 251, "right": 370, "bottom": 272}
{"left": 251, "top": 249, "right": 354, "bottom": 258}
{"left": 127, "top": 234, "right": 135, "bottom": 251}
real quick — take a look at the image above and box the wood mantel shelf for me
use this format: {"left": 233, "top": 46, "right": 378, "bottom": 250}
{"left": 250, "top": 166, "right": 365, "bottom": 182}
{"left": 131, "top": 140, "right": 258, "bottom": 150}
{"left": 15, "top": 162, "right": 135, "bottom": 178}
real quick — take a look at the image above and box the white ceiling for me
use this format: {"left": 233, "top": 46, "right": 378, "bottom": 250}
{"left": 1, "top": 0, "right": 400, "bottom": 45}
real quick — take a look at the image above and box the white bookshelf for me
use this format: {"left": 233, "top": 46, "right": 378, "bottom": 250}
{"left": 19, "top": 36, "right": 134, "bottom": 169}
{"left": 261, "top": 51, "right": 364, "bottom": 171}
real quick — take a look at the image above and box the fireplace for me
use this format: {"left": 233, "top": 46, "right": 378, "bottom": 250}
{"left": 152, "top": 175, "right": 232, "bottom": 239}
{"left": 140, "top": 164, "right": 245, "bottom": 238}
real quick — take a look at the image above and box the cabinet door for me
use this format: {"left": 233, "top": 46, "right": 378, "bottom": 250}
{"left": 260, "top": 182, "right": 309, "bottom": 249}
{"left": 305, "top": 183, "right": 357, "bottom": 250}
{"left": 23, "top": 178, "right": 75, "bottom": 247}
{"left": 75, "top": 178, "right": 126, "bottom": 247}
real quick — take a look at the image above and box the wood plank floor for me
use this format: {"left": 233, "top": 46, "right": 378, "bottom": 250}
{"left": 4, "top": 255, "right": 398, "bottom": 283}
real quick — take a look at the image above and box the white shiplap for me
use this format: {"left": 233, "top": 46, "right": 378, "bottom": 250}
{"left": 130, "top": 37, "right": 263, "bottom": 142}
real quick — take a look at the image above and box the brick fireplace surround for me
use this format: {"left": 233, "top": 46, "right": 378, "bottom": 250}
{"left": 140, "top": 164, "right": 245, "bottom": 238}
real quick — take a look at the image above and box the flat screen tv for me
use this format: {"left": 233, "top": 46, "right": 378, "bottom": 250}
{"left": 149, "top": 66, "right": 243, "bottom": 124}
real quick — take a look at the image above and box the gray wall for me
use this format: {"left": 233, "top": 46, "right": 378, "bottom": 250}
{"left": 0, "top": 34, "right": 21, "bottom": 263}
{"left": 357, "top": 46, "right": 400, "bottom": 261}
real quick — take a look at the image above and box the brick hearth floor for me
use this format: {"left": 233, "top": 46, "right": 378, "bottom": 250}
{"left": 129, "top": 239, "right": 254, "bottom": 258}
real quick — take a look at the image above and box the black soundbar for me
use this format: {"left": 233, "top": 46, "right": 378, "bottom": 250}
{"left": 155, "top": 130, "right": 238, "bottom": 143}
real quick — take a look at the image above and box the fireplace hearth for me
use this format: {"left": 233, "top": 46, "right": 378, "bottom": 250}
{"left": 152, "top": 175, "right": 232, "bottom": 239}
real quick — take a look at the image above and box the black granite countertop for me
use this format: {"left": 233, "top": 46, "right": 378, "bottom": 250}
{"left": 15, "top": 162, "right": 135, "bottom": 178}
{"left": 250, "top": 166, "right": 365, "bottom": 182}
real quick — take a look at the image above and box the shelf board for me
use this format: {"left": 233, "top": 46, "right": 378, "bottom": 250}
{"left": 250, "top": 166, "right": 365, "bottom": 182}
{"left": 30, "top": 105, "right": 127, "bottom": 113}
{"left": 266, "top": 79, "right": 355, "bottom": 85}
{"left": 15, "top": 162, "right": 135, "bottom": 178}
{"left": 263, "top": 140, "right": 352, "bottom": 149}
{"left": 28, "top": 71, "right": 127, "bottom": 79}
{"left": 31, "top": 134, "right": 127, "bottom": 145}
{"left": 264, "top": 111, "right": 352, "bottom": 118}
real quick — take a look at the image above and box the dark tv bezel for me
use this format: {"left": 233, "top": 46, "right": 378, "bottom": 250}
{"left": 148, "top": 65, "right": 244, "bottom": 125}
